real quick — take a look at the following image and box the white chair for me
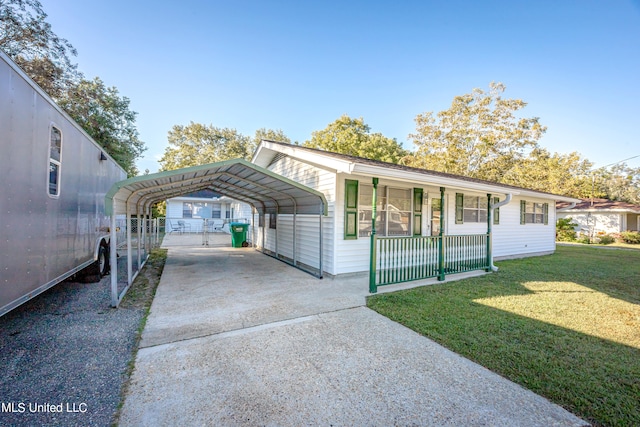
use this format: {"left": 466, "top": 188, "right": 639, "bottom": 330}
{"left": 168, "top": 220, "right": 183, "bottom": 234}
{"left": 211, "top": 219, "right": 224, "bottom": 232}
{"left": 177, "top": 220, "right": 191, "bottom": 233}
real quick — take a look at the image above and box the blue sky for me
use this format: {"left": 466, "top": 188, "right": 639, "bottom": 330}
{"left": 40, "top": 0, "right": 640, "bottom": 173}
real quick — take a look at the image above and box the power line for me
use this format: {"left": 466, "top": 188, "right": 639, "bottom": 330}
{"left": 597, "top": 154, "right": 640, "bottom": 170}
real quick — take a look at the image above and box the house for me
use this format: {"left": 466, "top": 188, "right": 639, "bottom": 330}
{"left": 557, "top": 198, "right": 640, "bottom": 237}
{"left": 165, "top": 189, "right": 252, "bottom": 233}
{"left": 251, "top": 140, "right": 581, "bottom": 291}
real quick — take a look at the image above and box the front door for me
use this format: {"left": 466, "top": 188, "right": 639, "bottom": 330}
{"left": 431, "top": 198, "right": 441, "bottom": 236}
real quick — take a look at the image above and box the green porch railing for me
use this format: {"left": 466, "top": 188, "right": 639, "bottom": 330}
{"left": 373, "top": 233, "right": 489, "bottom": 289}
{"left": 376, "top": 235, "right": 441, "bottom": 286}
{"left": 443, "top": 234, "right": 490, "bottom": 274}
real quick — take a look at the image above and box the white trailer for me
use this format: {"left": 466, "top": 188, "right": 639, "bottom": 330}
{"left": 0, "top": 50, "right": 127, "bottom": 317}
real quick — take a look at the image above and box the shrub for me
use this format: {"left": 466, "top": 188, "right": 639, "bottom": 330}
{"left": 598, "top": 234, "right": 616, "bottom": 245}
{"left": 620, "top": 231, "right": 640, "bottom": 244}
{"left": 576, "top": 236, "right": 591, "bottom": 244}
{"left": 556, "top": 218, "right": 577, "bottom": 242}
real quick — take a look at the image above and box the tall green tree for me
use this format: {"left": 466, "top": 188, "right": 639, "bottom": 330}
{"left": 58, "top": 77, "right": 145, "bottom": 176}
{"left": 592, "top": 164, "right": 640, "bottom": 204}
{"left": 252, "top": 128, "right": 291, "bottom": 154}
{"left": 304, "top": 114, "right": 408, "bottom": 163}
{"left": 407, "top": 82, "right": 546, "bottom": 182}
{"left": 2, "top": 0, "right": 145, "bottom": 175}
{"left": 0, "top": 0, "right": 80, "bottom": 98}
{"left": 502, "top": 148, "right": 594, "bottom": 197}
{"left": 159, "top": 122, "right": 252, "bottom": 170}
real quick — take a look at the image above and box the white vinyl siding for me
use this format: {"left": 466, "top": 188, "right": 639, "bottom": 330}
{"left": 557, "top": 212, "right": 624, "bottom": 235}
{"left": 492, "top": 197, "right": 556, "bottom": 258}
{"left": 264, "top": 156, "right": 336, "bottom": 275}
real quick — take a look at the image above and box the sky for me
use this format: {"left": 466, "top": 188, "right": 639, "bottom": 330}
{"left": 39, "top": 0, "right": 640, "bottom": 174}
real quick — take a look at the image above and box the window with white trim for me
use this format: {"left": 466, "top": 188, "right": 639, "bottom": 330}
{"left": 48, "top": 125, "right": 62, "bottom": 196}
{"left": 358, "top": 185, "right": 411, "bottom": 237}
{"left": 183, "top": 202, "right": 214, "bottom": 218}
{"left": 520, "top": 201, "right": 549, "bottom": 224}
{"left": 455, "top": 193, "right": 500, "bottom": 224}
{"left": 463, "top": 195, "right": 488, "bottom": 223}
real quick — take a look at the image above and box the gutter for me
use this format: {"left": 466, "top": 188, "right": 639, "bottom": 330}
{"left": 489, "top": 194, "right": 513, "bottom": 272}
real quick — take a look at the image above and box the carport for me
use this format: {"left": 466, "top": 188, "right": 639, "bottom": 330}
{"left": 104, "top": 158, "right": 328, "bottom": 308}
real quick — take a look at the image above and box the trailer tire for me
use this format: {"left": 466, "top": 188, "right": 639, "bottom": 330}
{"left": 97, "top": 244, "right": 109, "bottom": 277}
{"left": 80, "top": 244, "right": 109, "bottom": 283}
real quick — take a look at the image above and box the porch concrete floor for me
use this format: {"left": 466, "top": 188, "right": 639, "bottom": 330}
{"left": 118, "top": 233, "right": 587, "bottom": 426}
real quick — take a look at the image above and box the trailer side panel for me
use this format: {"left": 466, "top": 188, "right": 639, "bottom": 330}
{"left": 0, "top": 52, "right": 127, "bottom": 316}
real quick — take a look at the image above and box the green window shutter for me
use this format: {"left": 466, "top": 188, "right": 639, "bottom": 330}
{"left": 344, "top": 179, "right": 358, "bottom": 239}
{"left": 413, "top": 188, "right": 423, "bottom": 235}
{"left": 493, "top": 197, "right": 500, "bottom": 225}
{"left": 455, "top": 193, "right": 464, "bottom": 224}
{"left": 543, "top": 203, "right": 549, "bottom": 225}
{"left": 520, "top": 200, "right": 526, "bottom": 224}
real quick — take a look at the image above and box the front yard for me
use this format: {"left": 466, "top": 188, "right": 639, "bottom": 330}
{"left": 367, "top": 245, "right": 640, "bottom": 427}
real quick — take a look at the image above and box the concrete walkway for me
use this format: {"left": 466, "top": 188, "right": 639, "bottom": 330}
{"left": 118, "top": 234, "right": 587, "bottom": 426}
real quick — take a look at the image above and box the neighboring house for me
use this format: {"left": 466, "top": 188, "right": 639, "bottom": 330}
{"left": 165, "top": 189, "right": 252, "bottom": 233}
{"left": 251, "top": 140, "right": 580, "bottom": 290}
{"left": 557, "top": 198, "right": 640, "bottom": 236}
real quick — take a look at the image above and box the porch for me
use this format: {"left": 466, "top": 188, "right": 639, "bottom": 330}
{"left": 368, "top": 181, "right": 494, "bottom": 293}
{"left": 371, "top": 233, "right": 491, "bottom": 292}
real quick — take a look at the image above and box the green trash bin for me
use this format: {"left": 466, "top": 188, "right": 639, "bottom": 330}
{"left": 230, "top": 222, "right": 249, "bottom": 248}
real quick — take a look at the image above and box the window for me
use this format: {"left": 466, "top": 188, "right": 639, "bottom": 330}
{"left": 48, "top": 125, "right": 62, "bottom": 196}
{"left": 358, "top": 184, "right": 411, "bottom": 237}
{"left": 456, "top": 194, "right": 487, "bottom": 223}
{"left": 183, "top": 203, "right": 193, "bottom": 218}
{"left": 520, "top": 201, "right": 549, "bottom": 224}
{"left": 182, "top": 202, "right": 213, "bottom": 219}
{"left": 492, "top": 197, "right": 500, "bottom": 225}
{"left": 212, "top": 204, "right": 221, "bottom": 219}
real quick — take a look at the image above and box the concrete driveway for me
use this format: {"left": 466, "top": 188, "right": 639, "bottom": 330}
{"left": 118, "top": 234, "right": 587, "bottom": 426}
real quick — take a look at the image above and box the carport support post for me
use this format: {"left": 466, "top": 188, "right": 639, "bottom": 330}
{"left": 136, "top": 207, "right": 142, "bottom": 275}
{"left": 318, "top": 207, "right": 323, "bottom": 278}
{"left": 110, "top": 203, "right": 118, "bottom": 307}
{"left": 293, "top": 210, "right": 297, "bottom": 267}
{"left": 126, "top": 206, "right": 133, "bottom": 286}
{"left": 261, "top": 213, "right": 265, "bottom": 251}
{"left": 369, "top": 177, "right": 378, "bottom": 294}
{"left": 275, "top": 212, "right": 278, "bottom": 259}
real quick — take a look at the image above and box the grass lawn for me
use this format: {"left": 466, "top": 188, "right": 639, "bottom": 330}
{"left": 367, "top": 245, "right": 640, "bottom": 427}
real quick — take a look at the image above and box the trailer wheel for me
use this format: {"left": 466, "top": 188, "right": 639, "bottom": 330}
{"left": 98, "top": 245, "right": 109, "bottom": 277}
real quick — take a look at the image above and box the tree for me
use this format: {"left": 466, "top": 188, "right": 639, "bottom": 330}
{"left": 159, "top": 122, "right": 252, "bottom": 170}
{"left": 304, "top": 114, "right": 408, "bottom": 163}
{"left": 58, "top": 77, "right": 145, "bottom": 176}
{"left": 252, "top": 128, "right": 291, "bottom": 154}
{"left": 407, "top": 82, "right": 546, "bottom": 182}
{"left": 0, "top": 0, "right": 80, "bottom": 98}
{"left": 2, "top": 0, "right": 145, "bottom": 175}
{"left": 502, "top": 148, "right": 594, "bottom": 198}
{"left": 592, "top": 164, "right": 640, "bottom": 205}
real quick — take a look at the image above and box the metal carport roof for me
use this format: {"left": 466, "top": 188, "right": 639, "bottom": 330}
{"left": 105, "top": 158, "right": 328, "bottom": 308}
{"left": 105, "top": 158, "right": 328, "bottom": 216}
